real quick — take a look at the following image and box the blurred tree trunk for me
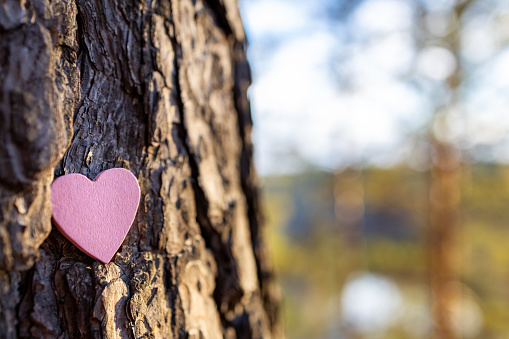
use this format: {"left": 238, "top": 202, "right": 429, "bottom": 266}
{"left": 429, "top": 141, "right": 462, "bottom": 339}
{"left": 0, "top": 0, "right": 282, "bottom": 338}
{"left": 427, "top": 2, "right": 473, "bottom": 338}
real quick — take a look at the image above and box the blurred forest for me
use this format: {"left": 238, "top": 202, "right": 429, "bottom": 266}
{"left": 264, "top": 165, "right": 509, "bottom": 338}
{"left": 239, "top": 0, "right": 509, "bottom": 337}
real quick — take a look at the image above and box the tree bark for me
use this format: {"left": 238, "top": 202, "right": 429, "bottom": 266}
{"left": 0, "top": 0, "right": 282, "bottom": 338}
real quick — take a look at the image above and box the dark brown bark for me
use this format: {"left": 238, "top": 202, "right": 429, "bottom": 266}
{"left": 0, "top": 0, "right": 282, "bottom": 338}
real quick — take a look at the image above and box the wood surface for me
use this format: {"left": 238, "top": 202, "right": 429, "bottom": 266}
{"left": 0, "top": 0, "right": 282, "bottom": 337}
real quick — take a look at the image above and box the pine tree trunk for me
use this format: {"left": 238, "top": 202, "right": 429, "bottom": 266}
{"left": 0, "top": 0, "right": 282, "bottom": 338}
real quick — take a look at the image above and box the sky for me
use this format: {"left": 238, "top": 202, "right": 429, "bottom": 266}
{"left": 238, "top": 0, "right": 509, "bottom": 175}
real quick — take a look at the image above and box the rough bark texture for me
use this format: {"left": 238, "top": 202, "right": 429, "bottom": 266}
{"left": 0, "top": 0, "right": 282, "bottom": 338}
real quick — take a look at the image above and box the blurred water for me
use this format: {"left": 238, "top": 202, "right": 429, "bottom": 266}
{"left": 341, "top": 272, "right": 403, "bottom": 332}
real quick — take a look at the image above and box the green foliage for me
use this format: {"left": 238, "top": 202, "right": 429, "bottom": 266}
{"left": 263, "top": 164, "right": 509, "bottom": 338}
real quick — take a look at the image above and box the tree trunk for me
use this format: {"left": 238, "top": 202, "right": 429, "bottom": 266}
{"left": 0, "top": 0, "right": 282, "bottom": 338}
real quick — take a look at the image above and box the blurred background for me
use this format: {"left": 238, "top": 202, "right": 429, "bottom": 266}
{"left": 238, "top": 0, "right": 509, "bottom": 338}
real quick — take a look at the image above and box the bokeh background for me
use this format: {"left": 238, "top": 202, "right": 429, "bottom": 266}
{"left": 238, "top": 0, "right": 509, "bottom": 338}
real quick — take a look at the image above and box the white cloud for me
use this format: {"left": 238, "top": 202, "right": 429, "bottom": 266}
{"left": 243, "top": 1, "right": 427, "bottom": 173}
{"left": 352, "top": 0, "right": 413, "bottom": 34}
{"left": 239, "top": 0, "right": 313, "bottom": 38}
{"left": 240, "top": 0, "right": 509, "bottom": 174}
{"left": 417, "top": 46, "right": 457, "bottom": 81}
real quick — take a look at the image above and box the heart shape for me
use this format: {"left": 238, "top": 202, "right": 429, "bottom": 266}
{"left": 51, "top": 168, "right": 140, "bottom": 263}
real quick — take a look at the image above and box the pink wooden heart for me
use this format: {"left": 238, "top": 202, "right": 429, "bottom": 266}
{"left": 51, "top": 168, "right": 140, "bottom": 263}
